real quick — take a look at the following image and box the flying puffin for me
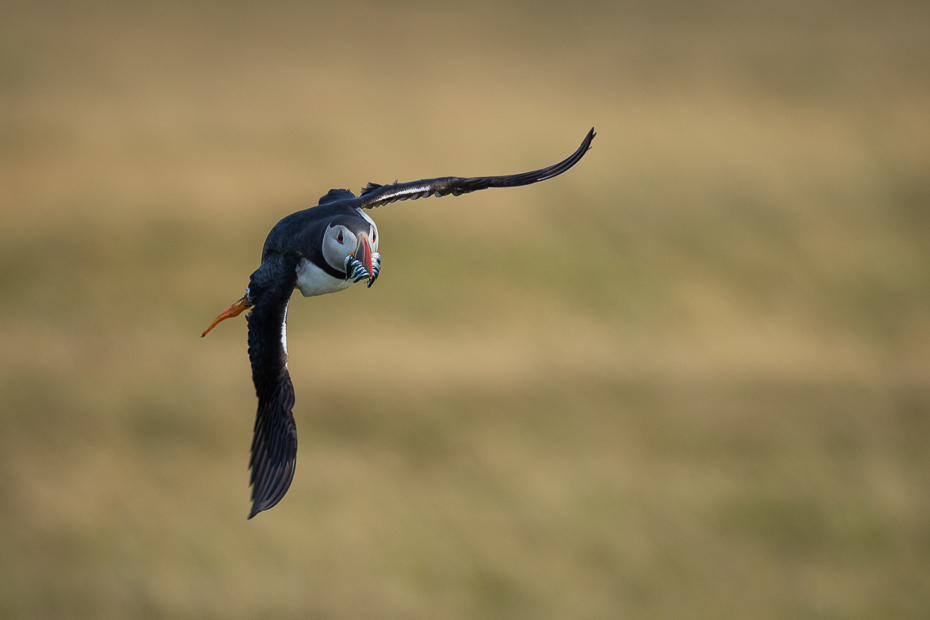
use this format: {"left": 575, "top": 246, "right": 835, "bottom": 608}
{"left": 202, "top": 128, "right": 596, "bottom": 518}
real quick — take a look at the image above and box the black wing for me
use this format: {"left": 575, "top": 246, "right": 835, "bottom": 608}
{"left": 358, "top": 128, "right": 595, "bottom": 210}
{"left": 245, "top": 265, "right": 299, "bottom": 519}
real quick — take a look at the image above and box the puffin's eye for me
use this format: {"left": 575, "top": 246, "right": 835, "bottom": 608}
{"left": 336, "top": 231, "right": 344, "bottom": 244}
{"left": 372, "top": 229, "right": 376, "bottom": 242}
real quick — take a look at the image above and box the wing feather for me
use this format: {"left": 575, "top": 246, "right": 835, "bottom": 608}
{"left": 358, "top": 128, "right": 595, "bottom": 210}
{"left": 245, "top": 266, "right": 299, "bottom": 519}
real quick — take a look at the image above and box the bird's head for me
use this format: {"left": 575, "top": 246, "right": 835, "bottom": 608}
{"left": 321, "top": 214, "right": 380, "bottom": 284}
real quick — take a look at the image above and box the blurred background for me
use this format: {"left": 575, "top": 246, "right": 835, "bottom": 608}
{"left": 1, "top": 0, "right": 928, "bottom": 618}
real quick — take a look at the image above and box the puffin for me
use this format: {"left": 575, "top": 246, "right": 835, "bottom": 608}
{"left": 203, "top": 128, "right": 596, "bottom": 518}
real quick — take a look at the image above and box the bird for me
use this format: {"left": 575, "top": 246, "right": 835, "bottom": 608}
{"left": 202, "top": 128, "right": 596, "bottom": 518}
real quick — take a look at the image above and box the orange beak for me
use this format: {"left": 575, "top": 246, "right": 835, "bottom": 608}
{"left": 201, "top": 296, "right": 252, "bottom": 337}
{"left": 353, "top": 233, "right": 374, "bottom": 282}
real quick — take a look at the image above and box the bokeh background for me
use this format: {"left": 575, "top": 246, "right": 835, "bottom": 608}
{"left": 1, "top": 0, "right": 928, "bottom": 618}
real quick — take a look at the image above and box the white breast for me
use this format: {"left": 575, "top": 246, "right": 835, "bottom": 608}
{"left": 295, "top": 258, "right": 352, "bottom": 297}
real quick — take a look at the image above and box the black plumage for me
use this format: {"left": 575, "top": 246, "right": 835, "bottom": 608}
{"left": 358, "top": 128, "right": 595, "bottom": 209}
{"left": 244, "top": 255, "right": 299, "bottom": 518}
{"left": 204, "top": 128, "right": 596, "bottom": 518}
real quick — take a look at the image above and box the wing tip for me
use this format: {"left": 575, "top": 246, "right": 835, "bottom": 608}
{"left": 247, "top": 455, "right": 297, "bottom": 520}
{"left": 583, "top": 127, "right": 596, "bottom": 149}
{"left": 246, "top": 483, "right": 286, "bottom": 519}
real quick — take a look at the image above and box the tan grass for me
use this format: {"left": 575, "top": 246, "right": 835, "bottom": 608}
{"left": 1, "top": 0, "right": 928, "bottom": 618}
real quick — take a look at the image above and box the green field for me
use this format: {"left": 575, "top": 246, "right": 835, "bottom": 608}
{"left": 1, "top": 1, "right": 928, "bottom": 618}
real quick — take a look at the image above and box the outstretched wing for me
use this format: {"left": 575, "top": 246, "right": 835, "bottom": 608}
{"left": 358, "top": 128, "right": 595, "bottom": 210}
{"left": 245, "top": 267, "right": 299, "bottom": 519}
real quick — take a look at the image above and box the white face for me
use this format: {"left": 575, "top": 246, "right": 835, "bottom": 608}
{"left": 321, "top": 220, "right": 379, "bottom": 272}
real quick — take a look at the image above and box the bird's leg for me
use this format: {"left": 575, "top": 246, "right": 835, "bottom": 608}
{"left": 367, "top": 253, "right": 381, "bottom": 288}
{"left": 201, "top": 296, "right": 252, "bottom": 337}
